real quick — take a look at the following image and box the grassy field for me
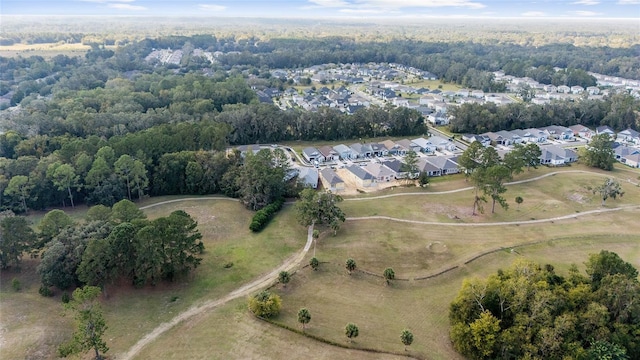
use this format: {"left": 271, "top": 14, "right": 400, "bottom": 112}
{"left": 1, "top": 169, "right": 639, "bottom": 360}
{"left": 0, "top": 199, "right": 307, "bottom": 360}
{"left": 130, "top": 170, "right": 639, "bottom": 360}
{"left": 0, "top": 42, "right": 117, "bottom": 58}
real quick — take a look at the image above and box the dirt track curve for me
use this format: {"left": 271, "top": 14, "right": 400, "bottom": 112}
{"left": 119, "top": 199, "right": 314, "bottom": 360}
{"left": 120, "top": 170, "right": 638, "bottom": 359}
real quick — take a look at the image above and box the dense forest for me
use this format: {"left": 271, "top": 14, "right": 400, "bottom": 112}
{"left": 450, "top": 252, "right": 639, "bottom": 359}
{"left": 1, "top": 33, "right": 639, "bottom": 212}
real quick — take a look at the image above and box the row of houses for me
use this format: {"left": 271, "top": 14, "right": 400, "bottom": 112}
{"left": 460, "top": 125, "right": 640, "bottom": 148}
{"left": 302, "top": 136, "right": 459, "bottom": 164}
{"left": 312, "top": 143, "right": 580, "bottom": 191}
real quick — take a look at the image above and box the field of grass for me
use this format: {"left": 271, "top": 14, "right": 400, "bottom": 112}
{"left": 0, "top": 199, "right": 307, "bottom": 359}
{"left": 2, "top": 169, "right": 639, "bottom": 360}
{"left": 341, "top": 170, "right": 640, "bottom": 223}
{"left": 0, "top": 42, "right": 116, "bottom": 58}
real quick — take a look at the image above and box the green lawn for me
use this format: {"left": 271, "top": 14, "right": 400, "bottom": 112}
{"left": 3, "top": 169, "right": 639, "bottom": 360}
{"left": 1, "top": 199, "right": 307, "bottom": 359}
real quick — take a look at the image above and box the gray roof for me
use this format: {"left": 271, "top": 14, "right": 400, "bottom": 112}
{"left": 333, "top": 144, "right": 352, "bottom": 154}
{"left": 363, "top": 163, "right": 396, "bottom": 178}
{"left": 382, "top": 159, "right": 404, "bottom": 173}
{"left": 298, "top": 167, "right": 319, "bottom": 188}
{"left": 320, "top": 168, "right": 344, "bottom": 186}
{"left": 303, "top": 147, "right": 321, "bottom": 158}
{"left": 346, "top": 165, "right": 375, "bottom": 180}
{"left": 426, "top": 156, "right": 459, "bottom": 170}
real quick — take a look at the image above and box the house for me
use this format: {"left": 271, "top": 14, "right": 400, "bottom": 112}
{"left": 542, "top": 126, "right": 574, "bottom": 140}
{"left": 621, "top": 153, "right": 640, "bottom": 168}
{"left": 297, "top": 167, "right": 319, "bottom": 189}
{"left": 496, "top": 130, "right": 523, "bottom": 144}
{"left": 381, "top": 140, "right": 407, "bottom": 156}
{"left": 429, "top": 135, "right": 457, "bottom": 151}
{"left": 363, "top": 163, "right": 396, "bottom": 182}
{"left": 369, "top": 143, "right": 389, "bottom": 157}
{"left": 320, "top": 168, "right": 345, "bottom": 192}
{"left": 416, "top": 158, "right": 442, "bottom": 177}
{"left": 596, "top": 125, "right": 615, "bottom": 137}
{"left": 557, "top": 85, "right": 571, "bottom": 93}
{"left": 333, "top": 144, "right": 354, "bottom": 160}
{"left": 345, "top": 165, "right": 376, "bottom": 187}
{"left": 614, "top": 145, "right": 640, "bottom": 160}
{"left": 427, "top": 111, "right": 449, "bottom": 125}
{"left": 302, "top": 147, "right": 325, "bottom": 163}
{"left": 586, "top": 86, "right": 600, "bottom": 95}
{"left": 512, "top": 129, "right": 547, "bottom": 143}
{"left": 318, "top": 146, "right": 339, "bottom": 162}
{"left": 569, "top": 124, "right": 595, "bottom": 139}
{"left": 484, "top": 132, "right": 512, "bottom": 146}
{"left": 382, "top": 159, "right": 408, "bottom": 178}
{"left": 539, "top": 146, "right": 578, "bottom": 166}
{"left": 571, "top": 85, "right": 584, "bottom": 94}
{"left": 396, "top": 139, "right": 422, "bottom": 153}
{"left": 350, "top": 143, "right": 373, "bottom": 158}
{"left": 412, "top": 137, "right": 436, "bottom": 153}
{"left": 426, "top": 156, "right": 460, "bottom": 175}
{"left": 616, "top": 128, "right": 640, "bottom": 145}
{"left": 462, "top": 134, "right": 491, "bottom": 147}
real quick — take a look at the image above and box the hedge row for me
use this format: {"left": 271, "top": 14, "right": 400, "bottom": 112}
{"left": 249, "top": 198, "right": 285, "bottom": 232}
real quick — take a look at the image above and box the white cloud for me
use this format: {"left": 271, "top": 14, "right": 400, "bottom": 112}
{"left": 339, "top": 8, "right": 386, "bottom": 13}
{"left": 569, "top": 10, "right": 601, "bottom": 16}
{"left": 571, "top": 0, "right": 599, "bottom": 4}
{"left": 199, "top": 4, "right": 227, "bottom": 11}
{"left": 309, "top": 0, "right": 350, "bottom": 6}
{"left": 108, "top": 3, "right": 146, "bottom": 10}
{"left": 307, "top": 0, "right": 486, "bottom": 9}
{"left": 521, "top": 11, "right": 546, "bottom": 16}
{"left": 617, "top": 0, "right": 640, "bottom": 4}
{"left": 359, "top": 0, "right": 486, "bottom": 9}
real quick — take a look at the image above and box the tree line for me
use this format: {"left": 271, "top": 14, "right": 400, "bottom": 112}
{"left": 449, "top": 92, "right": 639, "bottom": 134}
{"left": 0, "top": 200, "right": 204, "bottom": 293}
{"left": 449, "top": 251, "right": 639, "bottom": 359}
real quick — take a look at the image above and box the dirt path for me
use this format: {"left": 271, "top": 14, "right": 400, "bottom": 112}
{"left": 121, "top": 170, "right": 637, "bottom": 358}
{"left": 119, "top": 202, "right": 314, "bottom": 360}
{"left": 346, "top": 204, "right": 640, "bottom": 226}
{"left": 344, "top": 169, "right": 639, "bottom": 201}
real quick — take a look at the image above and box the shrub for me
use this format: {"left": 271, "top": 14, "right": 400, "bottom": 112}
{"left": 39, "top": 285, "right": 53, "bottom": 297}
{"left": 248, "top": 290, "right": 282, "bottom": 318}
{"left": 11, "top": 278, "right": 21, "bottom": 291}
{"left": 61, "top": 292, "right": 70, "bottom": 303}
{"left": 310, "top": 257, "right": 319, "bottom": 271}
{"left": 249, "top": 198, "right": 285, "bottom": 232}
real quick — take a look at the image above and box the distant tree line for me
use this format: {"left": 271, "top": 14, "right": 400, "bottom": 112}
{"left": 449, "top": 92, "right": 639, "bottom": 134}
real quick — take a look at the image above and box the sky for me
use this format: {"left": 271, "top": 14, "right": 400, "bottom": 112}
{"left": 2, "top": 0, "right": 640, "bottom": 19}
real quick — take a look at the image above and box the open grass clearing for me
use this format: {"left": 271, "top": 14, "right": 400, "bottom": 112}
{"left": 0, "top": 43, "right": 116, "bottom": 58}
{"left": 313, "top": 209, "right": 640, "bottom": 279}
{"left": 1, "top": 199, "right": 306, "bottom": 359}
{"left": 341, "top": 170, "right": 640, "bottom": 223}
{"left": 269, "top": 235, "right": 639, "bottom": 360}
{"left": 136, "top": 298, "right": 409, "bottom": 360}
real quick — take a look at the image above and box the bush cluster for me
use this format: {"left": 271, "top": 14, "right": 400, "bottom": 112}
{"left": 249, "top": 198, "right": 284, "bottom": 232}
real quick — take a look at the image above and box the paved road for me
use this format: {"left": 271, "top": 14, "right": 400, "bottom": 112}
{"left": 119, "top": 201, "right": 315, "bottom": 360}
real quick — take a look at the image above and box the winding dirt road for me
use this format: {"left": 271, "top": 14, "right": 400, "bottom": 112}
{"left": 119, "top": 201, "right": 314, "bottom": 360}
{"left": 120, "top": 169, "right": 638, "bottom": 359}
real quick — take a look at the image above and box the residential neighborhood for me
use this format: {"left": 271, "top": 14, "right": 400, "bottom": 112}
{"left": 248, "top": 123, "right": 640, "bottom": 194}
